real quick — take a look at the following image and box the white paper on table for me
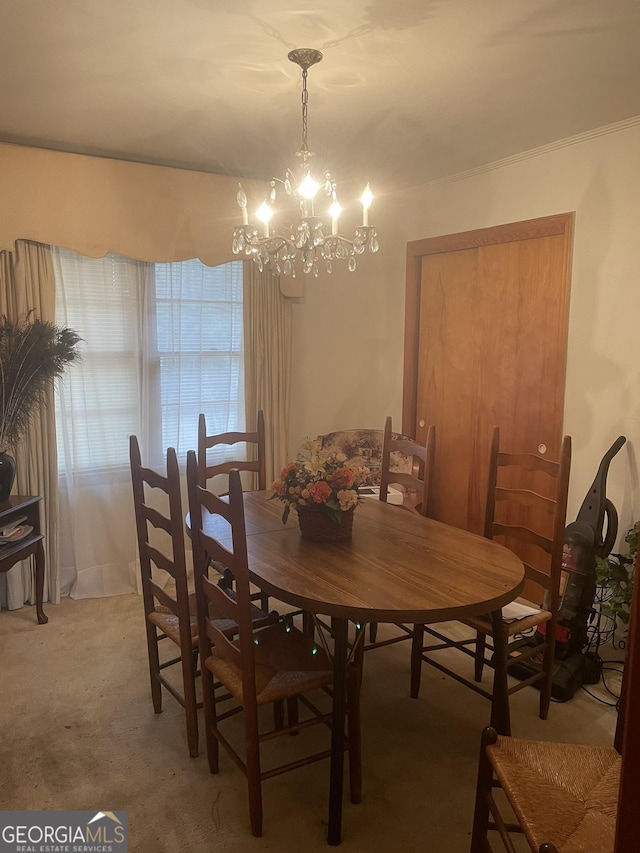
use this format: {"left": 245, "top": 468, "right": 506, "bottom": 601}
{"left": 359, "top": 485, "right": 404, "bottom": 505}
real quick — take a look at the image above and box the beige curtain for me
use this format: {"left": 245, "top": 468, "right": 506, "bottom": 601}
{"left": 0, "top": 240, "right": 60, "bottom": 610}
{"left": 243, "top": 263, "right": 292, "bottom": 486}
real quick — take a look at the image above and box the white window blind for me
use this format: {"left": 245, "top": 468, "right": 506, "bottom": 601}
{"left": 155, "top": 258, "right": 244, "bottom": 459}
{"left": 54, "top": 252, "right": 146, "bottom": 472}
{"left": 53, "top": 250, "right": 244, "bottom": 472}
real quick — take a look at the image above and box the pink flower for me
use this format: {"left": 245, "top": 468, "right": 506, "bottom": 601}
{"left": 272, "top": 479, "right": 286, "bottom": 495}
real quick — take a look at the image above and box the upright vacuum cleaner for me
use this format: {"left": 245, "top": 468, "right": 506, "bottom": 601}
{"left": 510, "top": 436, "right": 626, "bottom": 701}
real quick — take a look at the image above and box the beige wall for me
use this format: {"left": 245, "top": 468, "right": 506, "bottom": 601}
{"left": 289, "top": 119, "right": 640, "bottom": 540}
{"left": 3, "top": 127, "right": 638, "bottom": 542}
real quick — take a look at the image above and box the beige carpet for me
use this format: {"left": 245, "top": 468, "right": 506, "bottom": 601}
{"left": 1, "top": 595, "right": 620, "bottom": 852}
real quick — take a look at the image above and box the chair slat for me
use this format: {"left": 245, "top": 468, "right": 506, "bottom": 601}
{"left": 492, "top": 523, "right": 554, "bottom": 555}
{"left": 497, "top": 450, "right": 560, "bottom": 477}
{"left": 140, "top": 503, "right": 174, "bottom": 534}
{"left": 494, "top": 486, "right": 557, "bottom": 514}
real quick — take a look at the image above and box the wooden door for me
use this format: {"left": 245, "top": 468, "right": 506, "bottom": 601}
{"left": 403, "top": 214, "right": 574, "bottom": 535}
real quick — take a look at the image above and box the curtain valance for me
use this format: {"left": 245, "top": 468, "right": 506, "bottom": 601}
{"left": 0, "top": 142, "right": 303, "bottom": 297}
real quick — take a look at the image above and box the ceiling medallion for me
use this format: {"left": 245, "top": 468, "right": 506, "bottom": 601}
{"left": 232, "top": 49, "right": 378, "bottom": 277}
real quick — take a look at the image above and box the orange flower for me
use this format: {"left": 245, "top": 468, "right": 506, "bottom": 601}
{"left": 329, "top": 467, "right": 354, "bottom": 489}
{"left": 308, "top": 481, "right": 332, "bottom": 503}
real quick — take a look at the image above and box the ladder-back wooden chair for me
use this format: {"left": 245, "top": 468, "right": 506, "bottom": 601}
{"left": 366, "top": 416, "right": 436, "bottom": 648}
{"left": 470, "top": 545, "right": 639, "bottom": 851}
{"left": 379, "top": 416, "right": 436, "bottom": 518}
{"left": 129, "top": 434, "right": 200, "bottom": 757}
{"left": 187, "top": 452, "right": 362, "bottom": 838}
{"left": 411, "top": 426, "right": 571, "bottom": 734}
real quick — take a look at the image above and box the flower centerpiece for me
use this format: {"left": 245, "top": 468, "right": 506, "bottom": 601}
{"left": 271, "top": 439, "right": 369, "bottom": 541}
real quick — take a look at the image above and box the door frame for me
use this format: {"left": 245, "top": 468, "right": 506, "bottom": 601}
{"left": 402, "top": 213, "right": 575, "bottom": 437}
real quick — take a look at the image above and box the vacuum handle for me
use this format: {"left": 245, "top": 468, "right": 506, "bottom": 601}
{"left": 575, "top": 435, "right": 626, "bottom": 544}
{"left": 598, "top": 497, "right": 619, "bottom": 559}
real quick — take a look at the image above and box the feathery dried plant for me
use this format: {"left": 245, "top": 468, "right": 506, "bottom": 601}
{"left": 0, "top": 312, "right": 82, "bottom": 452}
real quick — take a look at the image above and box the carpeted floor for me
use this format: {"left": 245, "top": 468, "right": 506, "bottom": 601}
{"left": 1, "top": 595, "right": 620, "bottom": 851}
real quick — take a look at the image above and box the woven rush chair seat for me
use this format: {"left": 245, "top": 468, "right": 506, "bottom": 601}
{"left": 205, "top": 620, "right": 333, "bottom": 705}
{"left": 150, "top": 591, "right": 198, "bottom": 645}
{"left": 148, "top": 610, "right": 199, "bottom": 646}
{"left": 473, "top": 727, "right": 620, "bottom": 852}
{"left": 149, "top": 609, "right": 268, "bottom": 645}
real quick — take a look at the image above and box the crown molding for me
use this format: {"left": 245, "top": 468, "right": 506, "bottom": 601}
{"left": 428, "top": 114, "right": 640, "bottom": 188}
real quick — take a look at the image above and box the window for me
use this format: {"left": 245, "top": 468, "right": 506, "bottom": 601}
{"left": 53, "top": 250, "right": 244, "bottom": 473}
{"left": 154, "top": 258, "right": 244, "bottom": 459}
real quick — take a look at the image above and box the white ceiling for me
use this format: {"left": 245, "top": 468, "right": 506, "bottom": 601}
{"left": 2, "top": 0, "right": 640, "bottom": 194}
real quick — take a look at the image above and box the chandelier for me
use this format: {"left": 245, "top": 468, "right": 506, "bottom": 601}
{"left": 232, "top": 48, "right": 379, "bottom": 277}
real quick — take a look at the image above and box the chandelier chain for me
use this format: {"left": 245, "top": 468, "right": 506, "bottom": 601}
{"left": 300, "top": 69, "right": 309, "bottom": 153}
{"left": 302, "top": 68, "right": 309, "bottom": 151}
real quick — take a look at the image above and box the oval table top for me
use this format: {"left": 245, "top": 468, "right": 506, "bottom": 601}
{"left": 201, "top": 491, "right": 525, "bottom": 623}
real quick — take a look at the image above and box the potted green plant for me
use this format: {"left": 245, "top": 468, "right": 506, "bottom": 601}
{"left": 594, "top": 520, "right": 638, "bottom": 634}
{"left": 0, "top": 312, "right": 81, "bottom": 501}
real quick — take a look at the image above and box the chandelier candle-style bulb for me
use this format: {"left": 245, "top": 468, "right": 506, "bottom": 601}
{"left": 237, "top": 184, "right": 249, "bottom": 226}
{"left": 231, "top": 48, "right": 379, "bottom": 277}
{"left": 329, "top": 201, "right": 342, "bottom": 236}
{"left": 361, "top": 184, "right": 373, "bottom": 227}
{"left": 256, "top": 201, "right": 273, "bottom": 238}
{"left": 298, "top": 173, "right": 320, "bottom": 200}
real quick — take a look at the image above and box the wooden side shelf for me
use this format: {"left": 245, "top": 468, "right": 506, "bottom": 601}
{"left": 0, "top": 495, "right": 48, "bottom": 624}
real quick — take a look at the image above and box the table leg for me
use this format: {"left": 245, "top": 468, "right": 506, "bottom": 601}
{"left": 489, "top": 609, "right": 509, "bottom": 735}
{"left": 35, "top": 539, "right": 48, "bottom": 624}
{"left": 327, "top": 617, "right": 348, "bottom": 846}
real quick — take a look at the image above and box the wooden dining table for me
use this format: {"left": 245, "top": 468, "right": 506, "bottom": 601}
{"left": 198, "top": 489, "right": 525, "bottom": 845}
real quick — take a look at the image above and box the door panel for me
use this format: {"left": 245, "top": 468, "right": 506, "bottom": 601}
{"left": 404, "top": 214, "right": 573, "bottom": 537}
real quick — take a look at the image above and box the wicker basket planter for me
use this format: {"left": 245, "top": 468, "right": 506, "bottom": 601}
{"left": 297, "top": 505, "right": 355, "bottom": 542}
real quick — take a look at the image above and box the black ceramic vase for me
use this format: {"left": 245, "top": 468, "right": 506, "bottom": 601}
{"left": 0, "top": 451, "right": 16, "bottom": 502}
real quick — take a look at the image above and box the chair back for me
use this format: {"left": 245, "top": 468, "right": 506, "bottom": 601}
{"left": 187, "top": 451, "right": 257, "bottom": 698}
{"left": 129, "top": 435, "right": 192, "bottom": 646}
{"left": 484, "top": 426, "right": 571, "bottom": 608}
{"left": 197, "top": 411, "right": 266, "bottom": 492}
{"left": 379, "top": 416, "right": 436, "bottom": 517}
